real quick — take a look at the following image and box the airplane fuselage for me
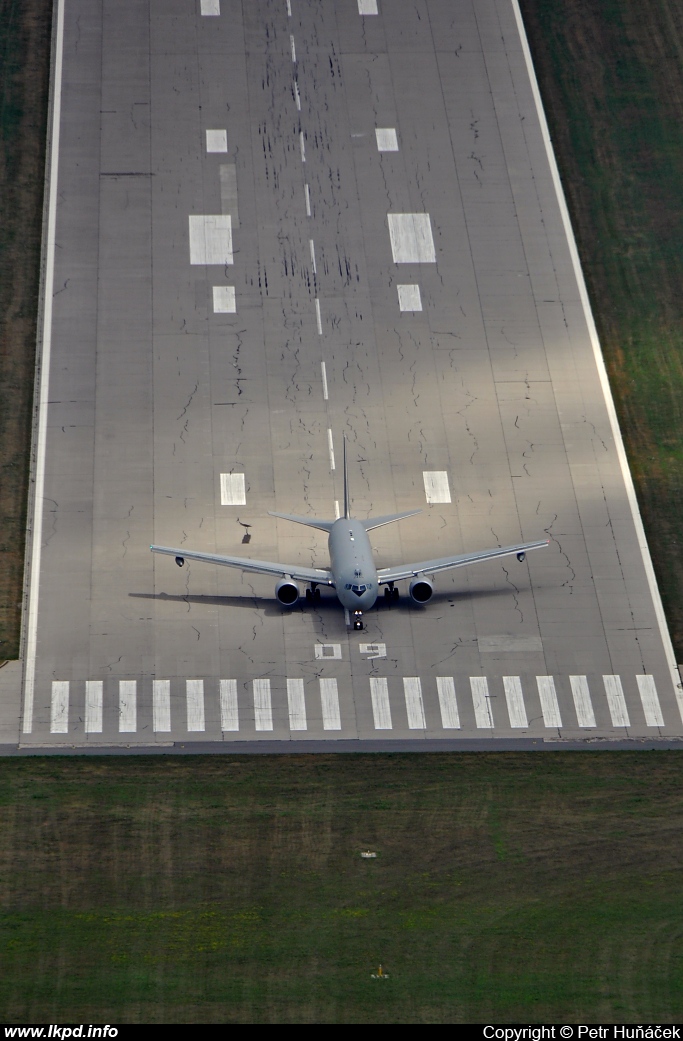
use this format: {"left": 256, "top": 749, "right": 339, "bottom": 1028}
{"left": 328, "top": 517, "right": 379, "bottom": 612}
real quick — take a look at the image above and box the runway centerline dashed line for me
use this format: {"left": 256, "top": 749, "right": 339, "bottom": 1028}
{"left": 321, "top": 361, "right": 329, "bottom": 400}
{"left": 304, "top": 183, "right": 311, "bottom": 215}
{"left": 290, "top": 34, "right": 296, "bottom": 62}
{"left": 327, "top": 429, "right": 336, "bottom": 470}
{"left": 299, "top": 131, "right": 306, "bottom": 162}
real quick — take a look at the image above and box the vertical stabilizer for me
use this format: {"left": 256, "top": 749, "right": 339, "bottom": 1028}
{"left": 343, "top": 436, "right": 350, "bottom": 518}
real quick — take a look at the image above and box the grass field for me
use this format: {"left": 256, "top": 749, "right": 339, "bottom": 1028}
{"left": 520, "top": 0, "right": 683, "bottom": 654}
{"left": 0, "top": 752, "right": 682, "bottom": 1022}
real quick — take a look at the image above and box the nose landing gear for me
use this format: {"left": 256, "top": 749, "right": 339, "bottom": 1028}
{"left": 353, "top": 610, "right": 364, "bottom": 631}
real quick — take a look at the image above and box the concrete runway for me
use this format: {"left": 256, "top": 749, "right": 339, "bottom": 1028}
{"left": 7, "top": 0, "right": 681, "bottom": 750}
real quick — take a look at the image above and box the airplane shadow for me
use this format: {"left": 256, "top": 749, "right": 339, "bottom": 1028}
{"left": 128, "top": 586, "right": 512, "bottom": 616}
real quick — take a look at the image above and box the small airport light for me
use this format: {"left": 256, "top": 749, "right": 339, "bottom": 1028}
{"left": 516, "top": 551, "right": 525, "bottom": 562}
{"left": 175, "top": 556, "right": 185, "bottom": 567}
{"left": 371, "top": 965, "right": 389, "bottom": 979}
{"left": 360, "top": 850, "right": 377, "bottom": 858}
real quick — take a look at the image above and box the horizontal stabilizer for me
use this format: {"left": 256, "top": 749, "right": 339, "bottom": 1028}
{"left": 268, "top": 511, "right": 335, "bottom": 533}
{"left": 362, "top": 509, "right": 422, "bottom": 532}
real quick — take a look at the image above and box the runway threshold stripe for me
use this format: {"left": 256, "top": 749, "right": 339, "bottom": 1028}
{"left": 603, "top": 675, "right": 630, "bottom": 728}
{"left": 187, "top": 680, "right": 205, "bottom": 732}
{"left": 50, "top": 681, "right": 69, "bottom": 734}
{"left": 84, "top": 681, "right": 103, "bottom": 734}
{"left": 320, "top": 678, "right": 341, "bottom": 730}
{"left": 470, "top": 677, "right": 494, "bottom": 728}
{"left": 636, "top": 675, "right": 665, "bottom": 727}
{"left": 436, "top": 677, "right": 460, "bottom": 728}
{"left": 200, "top": 0, "right": 220, "bottom": 14}
{"left": 357, "top": 0, "right": 378, "bottom": 13}
{"left": 287, "top": 679, "right": 307, "bottom": 730}
{"left": 570, "top": 676, "right": 596, "bottom": 728}
{"left": 220, "top": 679, "right": 239, "bottom": 731}
{"left": 370, "top": 677, "right": 392, "bottom": 729}
{"left": 503, "top": 676, "right": 528, "bottom": 728}
{"left": 254, "top": 679, "right": 273, "bottom": 731}
{"left": 403, "top": 677, "right": 426, "bottom": 729}
{"left": 536, "top": 676, "right": 562, "bottom": 728}
{"left": 153, "top": 680, "right": 171, "bottom": 733}
{"left": 119, "top": 681, "right": 137, "bottom": 733}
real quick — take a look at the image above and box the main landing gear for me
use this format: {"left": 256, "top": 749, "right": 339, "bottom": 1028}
{"left": 384, "top": 583, "right": 399, "bottom": 601}
{"left": 305, "top": 584, "right": 321, "bottom": 603}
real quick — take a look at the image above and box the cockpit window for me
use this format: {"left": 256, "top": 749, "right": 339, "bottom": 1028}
{"left": 351, "top": 584, "right": 367, "bottom": 596}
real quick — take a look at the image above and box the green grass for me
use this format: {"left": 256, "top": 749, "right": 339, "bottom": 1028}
{"left": 520, "top": 0, "right": 683, "bottom": 653}
{"left": 0, "top": 0, "right": 52, "bottom": 658}
{"left": 2, "top": 753, "right": 683, "bottom": 1022}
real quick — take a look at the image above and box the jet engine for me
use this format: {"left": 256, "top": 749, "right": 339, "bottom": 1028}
{"left": 275, "top": 578, "right": 299, "bottom": 606}
{"left": 409, "top": 576, "right": 434, "bottom": 604}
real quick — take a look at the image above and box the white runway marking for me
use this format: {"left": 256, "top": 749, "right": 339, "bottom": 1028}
{"left": 304, "top": 183, "right": 311, "bottom": 216}
{"left": 205, "top": 129, "right": 227, "bottom": 153}
{"left": 320, "top": 678, "right": 341, "bottom": 730}
{"left": 315, "top": 297, "right": 322, "bottom": 334}
{"left": 403, "top": 677, "right": 426, "bottom": 729}
{"left": 50, "top": 681, "right": 69, "bottom": 734}
{"left": 436, "top": 677, "right": 460, "bottom": 729}
{"left": 357, "top": 0, "right": 378, "bottom": 13}
{"left": 335, "top": 501, "right": 341, "bottom": 519}
{"left": 370, "top": 677, "right": 392, "bottom": 729}
{"left": 387, "top": 213, "right": 436, "bottom": 263}
{"left": 423, "top": 471, "right": 451, "bottom": 503}
{"left": 213, "top": 286, "right": 236, "bottom": 313}
{"left": 503, "top": 676, "right": 528, "bottom": 728}
{"left": 294, "top": 80, "right": 301, "bottom": 111}
{"left": 286, "top": 0, "right": 291, "bottom": 15}
{"left": 327, "top": 428, "right": 335, "bottom": 470}
{"left": 22, "top": 0, "right": 65, "bottom": 734}
{"left": 397, "top": 284, "right": 422, "bottom": 312}
{"left": 603, "top": 674, "right": 630, "bottom": 728}
{"left": 220, "top": 472, "right": 246, "bottom": 505}
{"left": 290, "top": 34, "right": 296, "bottom": 62}
{"left": 189, "top": 215, "right": 233, "bottom": 265}
{"left": 186, "top": 679, "right": 205, "bottom": 732}
{"left": 309, "top": 239, "right": 317, "bottom": 275}
{"left": 536, "top": 676, "right": 562, "bottom": 728}
{"left": 153, "top": 680, "right": 171, "bottom": 732}
{"left": 84, "top": 680, "right": 103, "bottom": 734}
{"left": 512, "top": 0, "right": 680, "bottom": 706}
{"left": 636, "top": 675, "right": 664, "bottom": 727}
{"left": 299, "top": 131, "right": 306, "bottom": 162}
{"left": 321, "top": 360, "right": 328, "bottom": 399}
{"left": 200, "top": 0, "right": 220, "bottom": 14}
{"left": 315, "top": 643, "right": 342, "bottom": 660}
{"left": 119, "top": 680, "right": 136, "bottom": 733}
{"left": 360, "top": 643, "right": 386, "bottom": 659}
{"left": 570, "top": 675, "right": 596, "bottom": 728}
{"left": 220, "top": 679, "right": 239, "bottom": 731}
{"left": 253, "top": 679, "right": 273, "bottom": 731}
{"left": 287, "top": 679, "right": 307, "bottom": 730}
{"left": 471, "top": 677, "right": 494, "bottom": 728}
{"left": 375, "top": 128, "right": 398, "bottom": 151}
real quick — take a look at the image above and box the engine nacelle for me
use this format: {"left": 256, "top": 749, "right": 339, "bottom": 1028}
{"left": 409, "top": 576, "right": 434, "bottom": 604}
{"left": 275, "top": 578, "right": 299, "bottom": 606}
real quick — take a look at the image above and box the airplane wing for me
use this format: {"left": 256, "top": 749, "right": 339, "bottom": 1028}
{"left": 377, "top": 539, "right": 549, "bottom": 584}
{"left": 150, "top": 545, "right": 334, "bottom": 585}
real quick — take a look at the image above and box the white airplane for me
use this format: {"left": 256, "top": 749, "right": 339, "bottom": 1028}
{"left": 151, "top": 441, "right": 548, "bottom": 630}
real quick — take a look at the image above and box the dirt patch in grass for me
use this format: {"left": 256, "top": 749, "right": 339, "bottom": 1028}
{"left": 519, "top": 0, "right": 683, "bottom": 653}
{"left": 1, "top": 752, "right": 683, "bottom": 1022}
{"left": 0, "top": 0, "right": 52, "bottom": 658}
